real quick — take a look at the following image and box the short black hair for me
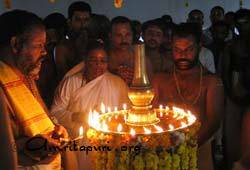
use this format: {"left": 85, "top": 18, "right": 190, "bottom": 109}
{"left": 0, "top": 9, "right": 44, "bottom": 46}
{"left": 225, "top": 11, "right": 235, "bottom": 17}
{"left": 44, "top": 12, "right": 67, "bottom": 30}
{"left": 142, "top": 18, "right": 165, "bottom": 34}
{"left": 87, "top": 14, "right": 110, "bottom": 43}
{"left": 68, "top": 1, "right": 92, "bottom": 19}
{"left": 173, "top": 23, "right": 202, "bottom": 44}
{"left": 211, "top": 6, "right": 224, "bottom": 15}
{"left": 188, "top": 9, "right": 204, "bottom": 18}
{"left": 86, "top": 39, "right": 108, "bottom": 60}
{"left": 235, "top": 8, "right": 250, "bottom": 21}
{"left": 161, "top": 15, "right": 173, "bottom": 23}
{"left": 110, "top": 16, "right": 132, "bottom": 31}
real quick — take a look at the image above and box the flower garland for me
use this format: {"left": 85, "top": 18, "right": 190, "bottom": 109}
{"left": 86, "top": 120, "right": 200, "bottom": 170}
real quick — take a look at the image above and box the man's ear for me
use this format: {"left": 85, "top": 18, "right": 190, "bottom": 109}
{"left": 10, "top": 36, "right": 18, "bottom": 54}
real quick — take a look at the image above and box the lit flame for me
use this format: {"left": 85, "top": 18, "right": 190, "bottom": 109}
{"left": 176, "top": 114, "right": 185, "bottom": 120}
{"left": 153, "top": 125, "right": 163, "bottom": 132}
{"left": 108, "top": 117, "right": 112, "bottom": 122}
{"left": 79, "top": 126, "right": 84, "bottom": 138}
{"left": 100, "top": 103, "right": 105, "bottom": 114}
{"left": 173, "top": 106, "right": 185, "bottom": 118}
{"left": 114, "top": 106, "right": 118, "bottom": 112}
{"left": 130, "top": 128, "right": 136, "bottom": 137}
{"left": 169, "top": 124, "right": 174, "bottom": 131}
{"left": 123, "top": 103, "right": 127, "bottom": 110}
{"left": 159, "top": 105, "right": 163, "bottom": 110}
{"left": 143, "top": 127, "right": 151, "bottom": 134}
{"left": 181, "top": 122, "right": 187, "bottom": 128}
{"left": 102, "top": 122, "right": 109, "bottom": 132}
{"left": 187, "top": 111, "right": 196, "bottom": 124}
{"left": 160, "top": 112, "right": 163, "bottom": 117}
{"left": 88, "top": 110, "right": 93, "bottom": 126}
{"left": 117, "top": 124, "right": 122, "bottom": 132}
{"left": 165, "top": 106, "right": 170, "bottom": 111}
{"left": 107, "top": 107, "right": 111, "bottom": 113}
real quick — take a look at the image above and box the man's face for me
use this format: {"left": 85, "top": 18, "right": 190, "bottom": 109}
{"left": 144, "top": 25, "right": 164, "bottom": 49}
{"left": 236, "top": 16, "right": 250, "bottom": 35}
{"left": 70, "top": 11, "right": 90, "bottom": 34}
{"left": 16, "top": 27, "right": 47, "bottom": 79}
{"left": 172, "top": 35, "right": 200, "bottom": 70}
{"left": 188, "top": 12, "right": 204, "bottom": 26}
{"left": 110, "top": 23, "right": 133, "bottom": 50}
{"left": 46, "top": 29, "right": 58, "bottom": 51}
{"left": 86, "top": 48, "right": 108, "bottom": 79}
{"left": 210, "top": 9, "right": 224, "bottom": 24}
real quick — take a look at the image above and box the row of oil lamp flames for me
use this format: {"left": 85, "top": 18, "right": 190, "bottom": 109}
{"left": 71, "top": 104, "right": 196, "bottom": 142}
{"left": 87, "top": 103, "right": 197, "bottom": 135}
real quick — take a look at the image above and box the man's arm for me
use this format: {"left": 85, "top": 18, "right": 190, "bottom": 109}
{"left": 198, "top": 77, "right": 224, "bottom": 146}
{"left": 239, "top": 109, "right": 250, "bottom": 168}
{"left": 0, "top": 88, "right": 18, "bottom": 170}
{"left": 50, "top": 76, "right": 82, "bottom": 134}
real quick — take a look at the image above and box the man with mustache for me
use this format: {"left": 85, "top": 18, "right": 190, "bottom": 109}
{"left": 0, "top": 10, "right": 76, "bottom": 169}
{"left": 108, "top": 16, "right": 153, "bottom": 85}
{"left": 142, "top": 18, "right": 173, "bottom": 73}
{"left": 152, "top": 23, "right": 224, "bottom": 170}
{"left": 108, "top": 16, "right": 135, "bottom": 85}
{"left": 55, "top": 1, "right": 91, "bottom": 81}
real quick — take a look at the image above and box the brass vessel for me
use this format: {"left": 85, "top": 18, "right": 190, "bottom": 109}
{"left": 126, "top": 43, "right": 159, "bottom": 126}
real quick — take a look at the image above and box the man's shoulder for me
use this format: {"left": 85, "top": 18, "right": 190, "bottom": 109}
{"left": 204, "top": 74, "right": 223, "bottom": 87}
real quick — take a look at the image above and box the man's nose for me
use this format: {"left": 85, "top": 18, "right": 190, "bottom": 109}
{"left": 41, "top": 47, "right": 47, "bottom": 56}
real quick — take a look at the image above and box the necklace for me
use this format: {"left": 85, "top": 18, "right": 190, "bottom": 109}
{"left": 173, "top": 65, "right": 203, "bottom": 105}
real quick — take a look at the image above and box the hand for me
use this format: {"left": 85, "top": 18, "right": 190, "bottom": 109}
{"left": 24, "top": 133, "right": 61, "bottom": 162}
{"left": 51, "top": 124, "right": 69, "bottom": 140}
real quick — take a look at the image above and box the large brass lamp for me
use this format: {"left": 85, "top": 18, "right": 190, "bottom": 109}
{"left": 126, "top": 43, "right": 159, "bottom": 126}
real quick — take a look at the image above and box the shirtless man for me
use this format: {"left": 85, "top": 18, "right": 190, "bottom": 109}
{"left": 109, "top": 16, "right": 152, "bottom": 85}
{"left": 222, "top": 9, "right": 250, "bottom": 169}
{"left": 108, "top": 16, "right": 135, "bottom": 85}
{"left": 55, "top": 1, "right": 91, "bottom": 81}
{"left": 152, "top": 23, "right": 224, "bottom": 170}
{"left": 142, "top": 18, "right": 172, "bottom": 73}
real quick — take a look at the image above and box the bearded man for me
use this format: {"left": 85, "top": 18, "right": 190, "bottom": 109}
{"left": 108, "top": 16, "right": 153, "bottom": 85}
{"left": 0, "top": 10, "right": 75, "bottom": 170}
{"left": 152, "top": 23, "right": 224, "bottom": 170}
{"left": 142, "top": 18, "right": 173, "bottom": 73}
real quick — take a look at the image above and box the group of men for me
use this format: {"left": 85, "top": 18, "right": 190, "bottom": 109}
{"left": 0, "top": 1, "right": 250, "bottom": 170}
